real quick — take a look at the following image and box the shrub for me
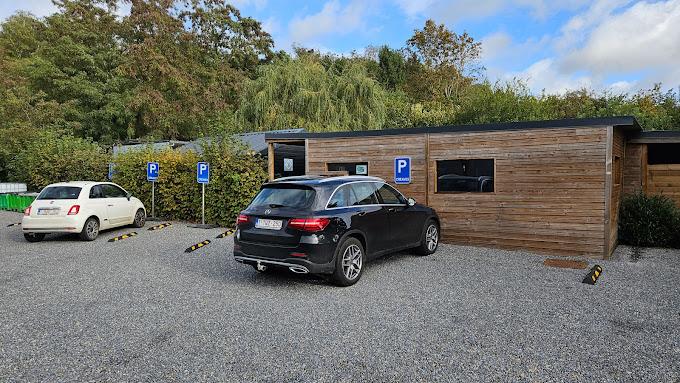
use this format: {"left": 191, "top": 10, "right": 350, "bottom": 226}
{"left": 112, "top": 138, "right": 267, "bottom": 226}
{"left": 618, "top": 192, "right": 680, "bottom": 248}
{"left": 8, "top": 130, "right": 109, "bottom": 190}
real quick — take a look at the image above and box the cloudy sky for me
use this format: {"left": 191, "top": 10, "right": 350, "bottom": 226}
{"left": 2, "top": 0, "right": 679, "bottom": 95}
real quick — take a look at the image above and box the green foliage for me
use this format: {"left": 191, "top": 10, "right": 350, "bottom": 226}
{"left": 112, "top": 139, "right": 267, "bottom": 226}
{"left": 619, "top": 192, "right": 680, "bottom": 248}
{"left": 239, "top": 56, "right": 387, "bottom": 132}
{"left": 377, "top": 46, "right": 406, "bottom": 90}
{"left": 7, "top": 131, "right": 109, "bottom": 189}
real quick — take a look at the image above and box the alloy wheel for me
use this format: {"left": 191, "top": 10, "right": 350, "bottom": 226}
{"left": 342, "top": 244, "right": 363, "bottom": 280}
{"left": 426, "top": 224, "right": 438, "bottom": 251}
{"left": 86, "top": 219, "right": 99, "bottom": 239}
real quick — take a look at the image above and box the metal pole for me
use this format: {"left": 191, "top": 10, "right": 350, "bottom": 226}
{"left": 151, "top": 181, "right": 155, "bottom": 219}
{"left": 201, "top": 183, "right": 205, "bottom": 225}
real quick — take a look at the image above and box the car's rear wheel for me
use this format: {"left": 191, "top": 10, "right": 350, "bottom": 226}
{"left": 79, "top": 217, "right": 99, "bottom": 241}
{"left": 416, "top": 220, "right": 439, "bottom": 256}
{"left": 24, "top": 233, "right": 45, "bottom": 242}
{"left": 132, "top": 209, "right": 146, "bottom": 228}
{"left": 332, "top": 237, "right": 364, "bottom": 286}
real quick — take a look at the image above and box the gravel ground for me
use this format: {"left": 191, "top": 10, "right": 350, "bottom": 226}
{"left": 0, "top": 209, "right": 679, "bottom": 382}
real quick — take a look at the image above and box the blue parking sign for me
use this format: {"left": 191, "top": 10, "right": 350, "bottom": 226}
{"left": 197, "top": 162, "right": 209, "bottom": 184}
{"left": 147, "top": 162, "right": 159, "bottom": 181}
{"left": 108, "top": 163, "right": 115, "bottom": 180}
{"left": 394, "top": 157, "right": 411, "bottom": 184}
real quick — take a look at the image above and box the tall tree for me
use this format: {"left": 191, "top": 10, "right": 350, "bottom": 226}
{"left": 377, "top": 46, "right": 406, "bottom": 91}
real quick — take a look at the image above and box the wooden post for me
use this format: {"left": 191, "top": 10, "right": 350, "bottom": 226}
{"left": 268, "top": 142, "right": 275, "bottom": 181}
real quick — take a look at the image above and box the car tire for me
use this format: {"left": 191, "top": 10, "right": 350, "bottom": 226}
{"left": 132, "top": 209, "right": 146, "bottom": 228}
{"left": 24, "top": 233, "right": 45, "bottom": 242}
{"left": 332, "top": 237, "right": 364, "bottom": 287}
{"left": 416, "top": 220, "right": 439, "bottom": 256}
{"left": 79, "top": 217, "right": 100, "bottom": 241}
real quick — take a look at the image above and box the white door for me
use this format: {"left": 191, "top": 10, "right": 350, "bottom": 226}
{"left": 101, "top": 184, "right": 132, "bottom": 226}
{"left": 87, "top": 185, "right": 111, "bottom": 229}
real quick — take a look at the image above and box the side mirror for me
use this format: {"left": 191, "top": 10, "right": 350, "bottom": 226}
{"left": 126, "top": 192, "right": 132, "bottom": 201}
{"left": 407, "top": 198, "right": 416, "bottom": 207}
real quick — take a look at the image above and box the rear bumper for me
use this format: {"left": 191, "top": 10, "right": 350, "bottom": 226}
{"left": 233, "top": 234, "right": 337, "bottom": 274}
{"left": 21, "top": 216, "right": 84, "bottom": 233}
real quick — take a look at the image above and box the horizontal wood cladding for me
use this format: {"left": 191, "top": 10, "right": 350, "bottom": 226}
{"left": 306, "top": 134, "right": 428, "bottom": 203}
{"left": 427, "top": 127, "right": 608, "bottom": 258}
{"left": 609, "top": 128, "right": 625, "bottom": 256}
{"left": 648, "top": 164, "right": 680, "bottom": 207}
{"left": 623, "top": 143, "right": 644, "bottom": 195}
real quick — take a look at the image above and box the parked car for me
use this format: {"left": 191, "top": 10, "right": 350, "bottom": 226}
{"left": 22, "top": 181, "right": 146, "bottom": 242}
{"left": 233, "top": 176, "right": 440, "bottom": 286}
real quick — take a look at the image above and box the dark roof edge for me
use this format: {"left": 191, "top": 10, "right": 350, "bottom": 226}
{"left": 629, "top": 130, "right": 680, "bottom": 143}
{"left": 264, "top": 116, "right": 640, "bottom": 140}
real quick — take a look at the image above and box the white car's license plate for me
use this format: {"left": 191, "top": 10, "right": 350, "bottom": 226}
{"left": 37, "top": 208, "right": 60, "bottom": 216}
{"left": 255, "top": 218, "right": 282, "bottom": 230}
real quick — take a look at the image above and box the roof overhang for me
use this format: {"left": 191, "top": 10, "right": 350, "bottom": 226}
{"left": 629, "top": 130, "right": 680, "bottom": 144}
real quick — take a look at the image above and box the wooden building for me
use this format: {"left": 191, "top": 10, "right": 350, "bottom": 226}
{"left": 265, "top": 117, "right": 680, "bottom": 259}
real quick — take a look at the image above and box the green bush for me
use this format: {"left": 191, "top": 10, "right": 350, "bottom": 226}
{"left": 619, "top": 192, "right": 680, "bottom": 248}
{"left": 112, "top": 138, "right": 267, "bottom": 226}
{"left": 7, "top": 130, "right": 109, "bottom": 189}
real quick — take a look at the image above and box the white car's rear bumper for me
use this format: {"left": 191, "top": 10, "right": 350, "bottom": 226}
{"left": 22, "top": 216, "right": 85, "bottom": 233}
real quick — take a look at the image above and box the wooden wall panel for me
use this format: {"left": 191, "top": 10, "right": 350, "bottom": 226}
{"left": 306, "top": 135, "right": 428, "bottom": 203}
{"left": 648, "top": 164, "right": 680, "bottom": 207}
{"left": 608, "top": 128, "right": 625, "bottom": 256}
{"left": 426, "top": 127, "right": 608, "bottom": 258}
{"left": 623, "top": 143, "right": 644, "bottom": 195}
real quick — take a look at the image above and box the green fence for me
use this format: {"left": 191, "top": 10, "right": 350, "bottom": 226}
{"left": 0, "top": 194, "right": 36, "bottom": 212}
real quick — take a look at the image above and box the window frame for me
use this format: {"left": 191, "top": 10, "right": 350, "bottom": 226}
{"left": 434, "top": 158, "right": 496, "bottom": 194}
{"left": 101, "top": 184, "right": 128, "bottom": 198}
{"left": 325, "top": 181, "right": 408, "bottom": 210}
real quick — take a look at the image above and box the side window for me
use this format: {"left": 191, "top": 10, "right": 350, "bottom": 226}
{"left": 376, "top": 183, "right": 406, "bottom": 204}
{"left": 349, "top": 182, "right": 378, "bottom": 206}
{"left": 102, "top": 184, "right": 127, "bottom": 198}
{"left": 89, "top": 185, "right": 103, "bottom": 199}
{"left": 327, "top": 185, "right": 351, "bottom": 208}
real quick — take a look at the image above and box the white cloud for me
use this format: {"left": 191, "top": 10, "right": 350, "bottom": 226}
{"left": 511, "top": 58, "right": 594, "bottom": 94}
{"left": 286, "top": 0, "right": 370, "bottom": 48}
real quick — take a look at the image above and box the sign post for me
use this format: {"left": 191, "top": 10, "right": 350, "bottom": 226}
{"left": 147, "top": 162, "right": 159, "bottom": 220}
{"left": 189, "top": 162, "right": 217, "bottom": 229}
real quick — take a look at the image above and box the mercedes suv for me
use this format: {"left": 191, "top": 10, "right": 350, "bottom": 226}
{"left": 233, "top": 176, "right": 440, "bottom": 286}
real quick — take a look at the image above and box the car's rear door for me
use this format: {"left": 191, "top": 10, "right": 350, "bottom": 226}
{"left": 347, "top": 182, "right": 391, "bottom": 257}
{"left": 375, "top": 182, "right": 423, "bottom": 248}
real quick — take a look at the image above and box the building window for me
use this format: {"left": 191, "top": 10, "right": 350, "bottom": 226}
{"left": 436, "top": 159, "right": 494, "bottom": 193}
{"left": 327, "top": 162, "right": 369, "bottom": 176}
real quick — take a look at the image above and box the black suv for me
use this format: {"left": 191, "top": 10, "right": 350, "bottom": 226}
{"left": 233, "top": 176, "right": 440, "bottom": 286}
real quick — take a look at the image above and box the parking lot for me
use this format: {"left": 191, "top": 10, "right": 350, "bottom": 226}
{"left": 1, "top": 210, "right": 679, "bottom": 382}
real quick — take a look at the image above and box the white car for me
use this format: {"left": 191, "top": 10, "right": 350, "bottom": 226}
{"left": 22, "top": 181, "right": 146, "bottom": 242}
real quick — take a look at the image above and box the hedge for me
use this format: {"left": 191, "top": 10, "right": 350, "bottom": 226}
{"left": 112, "top": 139, "right": 267, "bottom": 226}
{"left": 618, "top": 192, "right": 680, "bottom": 248}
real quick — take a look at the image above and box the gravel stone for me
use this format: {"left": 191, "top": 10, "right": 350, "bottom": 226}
{"left": 1, "top": 210, "right": 678, "bottom": 382}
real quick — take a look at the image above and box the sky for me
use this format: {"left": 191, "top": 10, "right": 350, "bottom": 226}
{"left": 2, "top": 0, "right": 679, "bottom": 95}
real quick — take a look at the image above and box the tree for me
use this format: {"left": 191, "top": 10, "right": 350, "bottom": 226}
{"left": 238, "top": 56, "right": 387, "bottom": 132}
{"left": 377, "top": 46, "right": 406, "bottom": 91}
{"left": 406, "top": 19, "right": 482, "bottom": 100}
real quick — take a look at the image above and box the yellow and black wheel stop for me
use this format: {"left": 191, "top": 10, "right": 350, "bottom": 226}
{"left": 108, "top": 232, "right": 138, "bottom": 242}
{"left": 582, "top": 265, "right": 603, "bottom": 285}
{"left": 216, "top": 228, "right": 236, "bottom": 239}
{"left": 148, "top": 222, "right": 172, "bottom": 231}
{"left": 185, "top": 239, "right": 211, "bottom": 253}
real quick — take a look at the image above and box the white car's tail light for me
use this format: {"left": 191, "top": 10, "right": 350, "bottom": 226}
{"left": 24, "top": 206, "right": 31, "bottom": 216}
{"left": 67, "top": 205, "right": 80, "bottom": 215}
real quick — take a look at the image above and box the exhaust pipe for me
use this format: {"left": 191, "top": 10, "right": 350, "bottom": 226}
{"left": 289, "top": 266, "right": 309, "bottom": 274}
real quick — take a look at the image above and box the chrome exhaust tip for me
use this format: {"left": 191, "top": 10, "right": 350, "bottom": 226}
{"left": 289, "top": 266, "right": 309, "bottom": 274}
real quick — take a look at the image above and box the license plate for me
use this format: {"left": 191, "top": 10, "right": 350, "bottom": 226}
{"left": 255, "top": 218, "right": 282, "bottom": 230}
{"left": 37, "top": 208, "right": 60, "bottom": 216}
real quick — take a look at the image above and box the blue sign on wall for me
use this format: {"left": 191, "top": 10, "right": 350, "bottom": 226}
{"left": 147, "top": 162, "right": 159, "bottom": 181}
{"left": 394, "top": 157, "right": 411, "bottom": 184}
{"left": 197, "top": 162, "right": 209, "bottom": 184}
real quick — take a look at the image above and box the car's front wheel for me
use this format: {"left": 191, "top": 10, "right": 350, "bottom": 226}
{"left": 332, "top": 237, "right": 364, "bottom": 286}
{"left": 24, "top": 233, "right": 45, "bottom": 242}
{"left": 132, "top": 209, "right": 146, "bottom": 228}
{"left": 79, "top": 217, "right": 99, "bottom": 241}
{"left": 416, "top": 220, "right": 439, "bottom": 255}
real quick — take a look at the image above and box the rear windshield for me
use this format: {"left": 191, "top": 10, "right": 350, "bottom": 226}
{"left": 37, "top": 186, "right": 82, "bottom": 200}
{"left": 250, "top": 185, "right": 316, "bottom": 209}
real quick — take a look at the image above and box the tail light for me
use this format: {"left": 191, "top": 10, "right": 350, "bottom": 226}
{"left": 24, "top": 206, "right": 31, "bottom": 216}
{"left": 67, "top": 205, "right": 80, "bottom": 215}
{"left": 236, "top": 214, "right": 249, "bottom": 226}
{"left": 288, "top": 218, "right": 330, "bottom": 232}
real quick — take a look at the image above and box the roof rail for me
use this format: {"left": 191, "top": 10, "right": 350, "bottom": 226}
{"left": 318, "top": 175, "right": 384, "bottom": 183}
{"left": 273, "top": 175, "right": 326, "bottom": 182}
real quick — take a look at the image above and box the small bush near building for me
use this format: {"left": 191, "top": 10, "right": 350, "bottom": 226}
{"left": 619, "top": 192, "right": 680, "bottom": 248}
{"left": 113, "top": 138, "right": 266, "bottom": 226}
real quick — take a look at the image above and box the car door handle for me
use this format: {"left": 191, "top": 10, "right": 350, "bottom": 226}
{"left": 358, "top": 211, "right": 367, "bottom": 216}
{"left": 107, "top": 204, "right": 114, "bottom": 207}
